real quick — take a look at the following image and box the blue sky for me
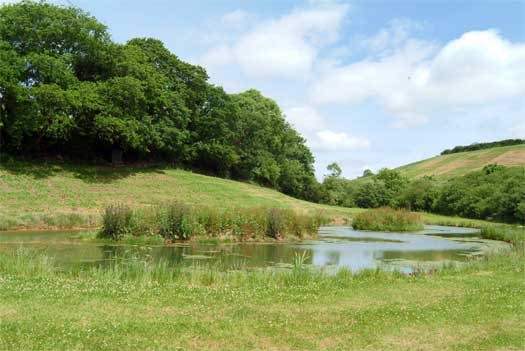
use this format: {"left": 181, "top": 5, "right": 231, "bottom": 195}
{"left": 5, "top": 0, "right": 524, "bottom": 178}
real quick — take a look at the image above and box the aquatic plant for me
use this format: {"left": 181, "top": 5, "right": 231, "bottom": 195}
{"left": 99, "top": 203, "right": 134, "bottom": 240}
{"left": 97, "top": 201, "right": 330, "bottom": 242}
{"left": 266, "top": 208, "right": 286, "bottom": 238}
{"left": 159, "top": 202, "right": 195, "bottom": 240}
{"left": 292, "top": 250, "right": 310, "bottom": 269}
{"left": 352, "top": 207, "right": 423, "bottom": 232}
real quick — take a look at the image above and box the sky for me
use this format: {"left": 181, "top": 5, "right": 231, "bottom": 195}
{"left": 3, "top": 0, "right": 524, "bottom": 179}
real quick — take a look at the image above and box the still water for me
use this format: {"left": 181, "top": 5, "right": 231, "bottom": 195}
{"left": 0, "top": 225, "right": 508, "bottom": 273}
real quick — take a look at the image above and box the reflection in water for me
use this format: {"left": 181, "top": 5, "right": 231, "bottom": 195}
{"left": 0, "top": 225, "right": 502, "bottom": 273}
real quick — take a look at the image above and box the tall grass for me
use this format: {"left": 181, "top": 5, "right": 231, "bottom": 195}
{"left": 98, "top": 203, "right": 134, "bottom": 240}
{"left": 352, "top": 207, "right": 423, "bottom": 232}
{"left": 159, "top": 202, "right": 194, "bottom": 240}
{"left": 480, "top": 225, "right": 525, "bottom": 250}
{"left": 99, "top": 202, "right": 330, "bottom": 241}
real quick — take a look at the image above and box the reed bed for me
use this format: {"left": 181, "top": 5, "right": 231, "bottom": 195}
{"left": 352, "top": 207, "right": 424, "bottom": 232}
{"left": 99, "top": 202, "right": 329, "bottom": 241}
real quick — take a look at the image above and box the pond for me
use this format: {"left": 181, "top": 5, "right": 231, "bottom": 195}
{"left": 0, "top": 225, "right": 510, "bottom": 273}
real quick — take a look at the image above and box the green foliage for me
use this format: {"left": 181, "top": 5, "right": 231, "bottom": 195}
{"left": 479, "top": 225, "right": 525, "bottom": 249}
{"left": 395, "top": 176, "right": 438, "bottom": 211}
{"left": 159, "top": 202, "right": 194, "bottom": 240}
{"left": 98, "top": 202, "right": 330, "bottom": 241}
{"left": 362, "top": 169, "right": 374, "bottom": 177}
{"left": 432, "top": 165, "right": 525, "bottom": 223}
{"left": 266, "top": 208, "right": 286, "bottom": 239}
{"left": 319, "top": 163, "right": 524, "bottom": 225}
{"left": 352, "top": 208, "right": 423, "bottom": 232}
{"left": 99, "top": 203, "right": 133, "bottom": 240}
{"left": 353, "top": 169, "right": 408, "bottom": 208}
{"left": 326, "top": 162, "right": 342, "bottom": 178}
{"left": 441, "top": 139, "right": 525, "bottom": 155}
{"left": 0, "top": 1, "right": 317, "bottom": 200}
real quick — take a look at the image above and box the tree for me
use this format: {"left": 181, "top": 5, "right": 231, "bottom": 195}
{"left": 326, "top": 162, "right": 342, "bottom": 178}
{"left": 362, "top": 169, "right": 374, "bottom": 177}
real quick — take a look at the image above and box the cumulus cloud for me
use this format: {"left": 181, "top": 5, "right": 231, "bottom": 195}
{"left": 309, "top": 130, "right": 370, "bottom": 151}
{"left": 285, "top": 105, "right": 369, "bottom": 152}
{"left": 285, "top": 106, "right": 326, "bottom": 132}
{"left": 362, "top": 18, "right": 422, "bottom": 56}
{"left": 201, "top": 3, "right": 349, "bottom": 79}
{"left": 311, "top": 28, "right": 525, "bottom": 126}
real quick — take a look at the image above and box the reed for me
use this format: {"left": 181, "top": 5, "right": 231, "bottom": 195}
{"left": 99, "top": 202, "right": 330, "bottom": 241}
{"left": 352, "top": 207, "right": 423, "bottom": 232}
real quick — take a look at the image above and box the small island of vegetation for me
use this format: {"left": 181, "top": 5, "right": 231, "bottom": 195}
{"left": 352, "top": 207, "right": 424, "bottom": 232}
{"left": 99, "top": 202, "right": 329, "bottom": 242}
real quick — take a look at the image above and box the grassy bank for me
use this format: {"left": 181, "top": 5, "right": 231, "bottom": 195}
{"left": 0, "top": 158, "right": 359, "bottom": 231}
{"left": 0, "top": 235, "right": 523, "bottom": 350}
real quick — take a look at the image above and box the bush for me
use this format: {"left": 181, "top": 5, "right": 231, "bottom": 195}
{"left": 159, "top": 202, "right": 195, "bottom": 240}
{"left": 99, "top": 204, "right": 134, "bottom": 240}
{"left": 352, "top": 207, "right": 423, "bottom": 232}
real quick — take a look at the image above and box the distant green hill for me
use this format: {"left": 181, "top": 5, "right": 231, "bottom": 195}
{"left": 397, "top": 144, "right": 525, "bottom": 178}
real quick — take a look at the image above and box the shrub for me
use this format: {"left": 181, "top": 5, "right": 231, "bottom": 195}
{"left": 352, "top": 207, "right": 423, "bottom": 232}
{"left": 159, "top": 202, "right": 195, "bottom": 240}
{"left": 99, "top": 204, "right": 134, "bottom": 240}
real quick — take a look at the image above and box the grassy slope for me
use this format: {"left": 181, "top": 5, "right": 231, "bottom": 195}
{"left": 0, "top": 159, "right": 359, "bottom": 230}
{"left": 397, "top": 144, "right": 525, "bottom": 178}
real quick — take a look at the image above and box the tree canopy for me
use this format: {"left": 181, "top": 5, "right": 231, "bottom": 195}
{"left": 0, "top": 1, "right": 318, "bottom": 200}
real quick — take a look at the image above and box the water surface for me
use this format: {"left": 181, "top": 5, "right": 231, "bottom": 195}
{"left": 0, "top": 225, "right": 509, "bottom": 273}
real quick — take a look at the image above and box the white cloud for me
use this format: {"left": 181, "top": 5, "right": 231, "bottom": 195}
{"left": 362, "top": 18, "right": 422, "bottom": 56}
{"left": 310, "top": 130, "right": 370, "bottom": 151}
{"left": 311, "top": 28, "right": 525, "bottom": 126}
{"left": 285, "top": 106, "right": 326, "bottom": 132}
{"left": 284, "top": 106, "right": 370, "bottom": 152}
{"left": 201, "top": 3, "right": 349, "bottom": 79}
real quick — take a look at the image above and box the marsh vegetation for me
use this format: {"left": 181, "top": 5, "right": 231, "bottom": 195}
{"left": 99, "top": 203, "right": 329, "bottom": 241}
{"left": 351, "top": 207, "right": 423, "bottom": 232}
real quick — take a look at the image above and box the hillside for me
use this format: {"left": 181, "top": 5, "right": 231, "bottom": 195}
{"left": 0, "top": 159, "right": 357, "bottom": 230}
{"left": 397, "top": 144, "right": 525, "bottom": 178}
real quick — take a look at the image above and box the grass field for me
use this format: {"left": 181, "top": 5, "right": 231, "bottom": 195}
{"left": 0, "top": 158, "right": 359, "bottom": 230}
{"left": 397, "top": 144, "right": 525, "bottom": 178}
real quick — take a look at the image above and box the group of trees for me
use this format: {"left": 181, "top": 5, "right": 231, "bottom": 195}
{"left": 319, "top": 164, "right": 525, "bottom": 224}
{"left": 441, "top": 139, "right": 525, "bottom": 155}
{"left": 0, "top": 1, "right": 317, "bottom": 199}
